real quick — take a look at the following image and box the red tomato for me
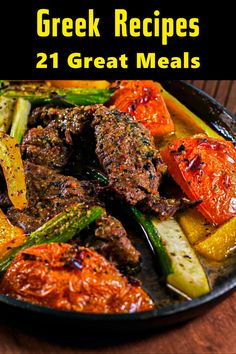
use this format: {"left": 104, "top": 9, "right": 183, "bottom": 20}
{"left": 110, "top": 80, "right": 174, "bottom": 136}
{"left": 161, "top": 134, "right": 236, "bottom": 225}
{"left": 0, "top": 243, "right": 154, "bottom": 313}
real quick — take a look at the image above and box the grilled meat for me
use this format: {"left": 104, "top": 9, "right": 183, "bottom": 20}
{"left": 21, "top": 126, "right": 71, "bottom": 170}
{"left": 28, "top": 105, "right": 98, "bottom": 144}
{"left": 7, "top": 161, "right": 95, "bottom": 233}
{"left": 0, "top": 243, "right": 153, "bottom": 313}
{"left": 93, "top": 213, "right": 140, "bottom": 267}
{"left": 93, "top": 106, "right": 190, "bottom": 218}
{"left": 7, "top": 162, "right": 140, "bottom": 268}
{"left": 93, "top": 106, "right": 166, "bottom": 203}
{"left": 26, "top": 104, "right": 194, "bottom": 219}
{"left": 22, "top": 105, "right": 98, "bottom": 169}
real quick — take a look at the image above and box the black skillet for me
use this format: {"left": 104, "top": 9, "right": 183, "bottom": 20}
{"left": 0, "top": 80, "right": 235, "bottom": 334}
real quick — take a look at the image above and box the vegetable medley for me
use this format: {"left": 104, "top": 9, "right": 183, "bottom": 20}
{"left": 0, "top": 80, "right": 235, "bottom": 313}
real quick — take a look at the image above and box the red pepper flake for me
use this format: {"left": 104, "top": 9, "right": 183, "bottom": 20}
{"left": 151, "top": 189, "right": 157, "bottom": 195}
{"left": 120, "top": 165, "right": 126, "bottom": 171}
{"left": 187, "top": 154, "right": 202, "bottom": 171}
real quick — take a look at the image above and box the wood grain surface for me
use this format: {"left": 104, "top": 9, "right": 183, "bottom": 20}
{"left": 0, "top": 80, "right": 235, "bottom": 354}
{"left": 187, "top": 80, "right": 236, "bottom": 115}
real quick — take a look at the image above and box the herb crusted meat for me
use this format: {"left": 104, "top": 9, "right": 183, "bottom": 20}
{"left": 21, "top": 105, "right": 98, "bottom": 170}
{"left": 93, "top": 213, "right": 140, "bottom": 268}
{"left": 7, "top": 161, "right": 96, "bottom": 233}
{"left": 7, "top": 162, "right": 140, "bottom": 268}
{"left": 26, "top": 104, "right": 189, "bottom": 219}
{"left": 93, "top": 106, "right": 166, "bottom": 204}
{"left": 93, "top": 106, "right": 188, "bottom": 218}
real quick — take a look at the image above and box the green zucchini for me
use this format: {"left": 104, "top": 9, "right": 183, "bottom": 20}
{"left": 10, "top": 98, "right": 31, "bottom": 143}
{"left": 0, "top": 96, "right": 15, "bottom": 132}
{"left": 152, "top": 217, "right": 210, "bottom": 298}
{"left": 0, "top": 83, "right": 113, "bottom": 107}
{"left": 130, "top": 206, "right": 172, "bottom": 276}
{"left": 0, "top": 203, "right": 104, "bottom": 273}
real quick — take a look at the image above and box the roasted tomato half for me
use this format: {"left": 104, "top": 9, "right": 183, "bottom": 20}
{"left": 109, "top": 80, "right": 174, "bottom": 137}
{"left": 0, "top": 243, "right": 154, "bottom": 313}
{"left": 161, "top": 134, "right": 236, "bottom": 225}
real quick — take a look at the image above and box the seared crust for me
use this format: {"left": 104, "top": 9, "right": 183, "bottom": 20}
{"left": 22, "top": 105, "right": 99, "bottom": 169}
{"left": 93, "top": 106, "right": 188, "bottom": 218}
{"left": 93, "top": 213, "right": 141, "bottom": 267}
{"left": 93, "top": 106, "right": 167, "bottom": 204}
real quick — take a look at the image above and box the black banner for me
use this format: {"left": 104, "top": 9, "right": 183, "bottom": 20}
{"left": 0, "top": 0, "right": 234, "bottom": 79}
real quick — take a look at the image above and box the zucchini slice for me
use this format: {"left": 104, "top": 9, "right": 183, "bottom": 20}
{"left": 131, "top": 206, "right": 172, "bottom": 277}
{"left": 10, "top": 98, "right": 31, "bottom": 143}
{"left": 0, "top": 96, "right": 15, "bottom": 132}
{"left": 152, "top": 217, "right": 210, "bottom": 299}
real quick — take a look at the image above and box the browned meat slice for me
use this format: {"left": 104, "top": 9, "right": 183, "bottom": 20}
{"left": 29, "top": 105, "right": 63, "bottom": 126}
{"left": 22, "top": 105, "right": 99, "bottom": 169}
{"left": 0, "top": 243, "right": 153, "bottom": 313}
{"left": 7, "top": 162, "right": 140, "bottom": 268}
{"left": 21, "top": 126, "right": 71, "bottom": 170}
{"left": 140, "top": 195, "right": 189, "bottom": 219}
{"left": 93, "top": 106, "right": 190, "bottom": 219}
{"left": 28, "top": 105, "right": 98, "bottom": 144}
{"left": 7, "top": 161, "right": 94, "bottom": 233}
{"left": 93, "top": 106, "right": 166, "bottom": 203}
{"left": 92, "top": 213, "right": 140, "bottom": 268}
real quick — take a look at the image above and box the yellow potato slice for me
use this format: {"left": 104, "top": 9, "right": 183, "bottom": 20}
{"left": 195, "top": 217, "right": 236, "bottom": 261}
{"left": 177, "top": 208, "right": 216, "bottom": 245}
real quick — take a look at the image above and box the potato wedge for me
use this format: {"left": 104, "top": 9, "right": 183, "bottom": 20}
{"left": 195, "top": 217, "right": 236, "bottom": 261}
{"left": 177, "top": 208, "right": 216, "bottom": 244}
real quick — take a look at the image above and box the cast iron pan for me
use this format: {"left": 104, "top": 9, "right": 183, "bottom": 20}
{"left": 0, "top": 80, "right": 235, "bottom": 334}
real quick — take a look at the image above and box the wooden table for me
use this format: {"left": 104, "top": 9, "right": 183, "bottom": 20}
{"left": 187, "top": 80, "right": 236, "bottom": 115}
{"left": 0, "top": 81, "right": 235, "bottom": 354}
